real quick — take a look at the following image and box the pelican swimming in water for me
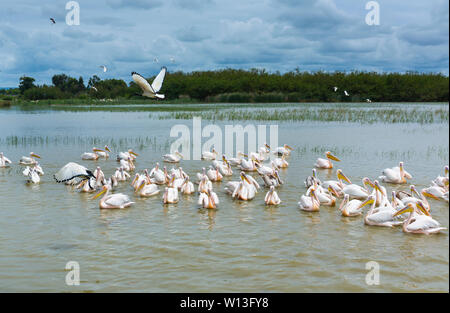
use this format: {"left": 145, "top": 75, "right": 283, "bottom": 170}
{"left": 198, "top": 188, "right": 219, "bottom": 209}
{"left": 76, "top": 177, "right": 97, "bottom": 193}
{"left": 206, "top": 166, "right": 223, "bottom": 182}
{"left": 228, "top": 152, "right": 247, "bottom": 166}
{"left": 94, "top": 145, "right": 111, "bottom": 158}
{"left": 163, "top": 151, "right": 183, "bottom": 163}
{"left": 432, "top": 165, "right": 449, "bottom": 188}
{"left": 255, "top": 161, "right": 278, "bottom": 176}
{"left": 92, "top": 185, "right": 134, "bottom": 209}
{"left": 81, "top": 148, "right": 105, "bottom": 161}
{"left": 149, "top": 163, "right": 168, "bottom": 185}
{"left": 321, "top": 169, "right": 351, "bottom": 192}
{"left": 114, "top": 167, "right": 130, "bottom": 181}
{"left": 304, "top": 169, "right": 321, "bottom": 188}
{"left": 298, "top": 188, "right": 320, "bottom": 212}
{"left": 163, "top": 186, "right": 179, "bottom": 204}
{"left": 54, "top": 162, "right": 95, "bottom": 186}
{"left": 213, "top": 156, "right": 233, "bottom": 176}
{"left": 120, "top": 157, "right": 135, "bottom": 172}
{"left": 23, "top": 164, "right": 44, "bottom": 177}
{"left": 265, "top": 186, "right": 281, "bottom": 205}
{"left": 314, "top": 151, "right": 340, "bottom": 169}
{"left": 135, "top": 180, "right": 160, "bottom": 197}
{"left": 198, "top": 175, "right": 213, "bottom": 194}
{"left": 307, "top": 181, "right": 336, "bottom": 206}
{"left": 422, "top": 184, "right": 449, "bottom": 202}
{"left": 180, "top": 176, "right": 195, "bottom": 195}
{"left": 19, "top": 152, "right": 41, "bottom": 165}
{"left": 339, "top": 194, "right": 364, "bottom": 217}
{"left": 379, "top": 162, "right": 412, "bottom": 184}
{"left": 239, "top": 156, "right": 258, "bottom": 172}
{"left": 117, "top": 149, "right": 139, "bottom": 161}
{"left": 0, "top": 152, "right": 12, "bottom": 167}
{"left": 358, "top": 193, "right": 403, "bottom": 227}
{"left": 132, "top": 67, "right": 167, "bottom": 99}
{"left": 393, "top": 201, "right": 446, "bottom": 235}
{"left": 273, "top": 144, "right": 293, "bottom": 156}
{"left": 231, "top": 172, "right": 259, "bottom": 201}
{"left": 25, "top": 167, "right": 40, "bottom": 184}
{"left": 260, "top": 170, "right": 283, "bottom": 188}
{"left": 273, "top": 155, "right": 289, "bottom": 168}
{"left": 202, "top": 148, "right": 218, "bottom": 161}
{"left": 342, "top": 177, "right": 374, "bottom": 200}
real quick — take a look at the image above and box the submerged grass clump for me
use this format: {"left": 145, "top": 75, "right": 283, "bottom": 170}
{"left": 155, "top": 107, "right": 449, "bottom": 124}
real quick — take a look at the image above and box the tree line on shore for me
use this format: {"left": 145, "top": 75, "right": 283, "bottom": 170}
{"left": 1, "top": 68, "right": 448, "bottom": 103}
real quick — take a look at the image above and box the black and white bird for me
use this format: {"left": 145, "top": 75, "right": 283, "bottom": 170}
{"left": 50, "top": 18, "right": 56, "bottom": 24}
{"left": 99, "top": 65, "right": 107, "bottom": 73}
{"left": 54, "top": 162, "right": 95, "bottom": 186}
{"left": 132, "top": 67, "right": 167, "bottom": 99}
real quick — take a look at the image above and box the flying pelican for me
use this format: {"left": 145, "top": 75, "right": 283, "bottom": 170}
{"left": 50, "top": 18, "right": 56, "bottom": 24}
{"left": 99, "top": 65, "right": 107, "bottom": 72}
{"left": 393, "top": 202, "right": 446, "bottom": 235}
{"left": 163, "top": 186, "right": 179, "bottom": 204}
{"left": 117, "top": 149, "right": 138, "bottom": 161}
{"left": 19, "top": 152, "right": 41, "bottom": 165}
{"left": 198, "top": 188, "right": 219, "bottom": 209}
{"left": 92, "top": 185, "right": 134, "bottom": 209}
{"left": 265, "top": 186, "right": 281, "bottom": 205}
{"left": 339, "top": 194, "right": 364, "bottom": 217}
{"left": 298, "top": 189, "right": 320, "bottom": 212}
{"left": 202, "top": 148, "right": 218, "bottom": 161}
{"left": 273, "top": 144, "right": 293, "bottom": 156}
{"left": 132, "top": 67, "right": 167, "bottom": 99}
{"left": 314, "top": 151, "right": 340, "bottom": 169}
{"left": 0, "top": 152, "right": 12, "bottom": 167}
{"left": 54, "top": 162, "right": 95, "bottom": 186}
{"left": 180, "top": 176, "right": 195, "bottom": 195}
{"left": 379, "top": 162, "right": 412, "bottom": 184}
{"left": 135, "top": 180, "right": 160, "bottom": 197}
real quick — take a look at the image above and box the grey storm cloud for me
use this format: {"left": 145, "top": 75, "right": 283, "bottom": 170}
{"left": 0, "top": 0, "right": 448, "bottom": 87}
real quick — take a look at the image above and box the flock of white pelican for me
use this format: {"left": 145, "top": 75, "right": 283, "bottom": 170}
{"left": 0, "top": 146, "right": 448, "bottom": 234}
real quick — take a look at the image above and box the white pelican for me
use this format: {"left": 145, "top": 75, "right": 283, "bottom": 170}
{"left": 393, "top": 202, "right": 446, "bottom": 235}
{"left": 321, "top": 169, "right": 351, "bottom": 192}
{"left": 422, "top": 184, "right": 448, "bottom": 202}
{"left": 132, "top": 67, "right": 167, "bottom": 99}
{"left": 339, "top": 194, "right": 364, "bottom": 217}
{"left": 257, "top": 143, "right": 271, "bottom": 160}
{"left": 198, "top": 176, "right": 213, "bottom": 194}
{"left": 379, "top": 162, "right": 411, "bottom": 184}
{"left": 304, "top": 169, "right": 321, "bottom": 188}
{"left": 239, "top": 156, "right": 258, "bottom": 172}
{"left": 149, "top": 163, "right": 168, "bottom": 185}
{"left": 135, "top": 180, "right": 160, "bottom": 197}
{"left": 81, "top": 148, "right": 104, "bottom": 161}
{"left": 95, "top": 145, "right": 111, "bottom": 158}
{"left": 117, "top": 149, "right": 139, "bottom": 161}
{"left": 19, "top": 152, "right": 41, "bottom": 165}
{"left": 198, "top": 189, "right": 219, "bottom": 209}
{"left": 432, "top": 166, "right": 449, "bottom": 188}
{"left": 314, "top": 151, "right": 340, "bottom": 169}
{"left": 119, "top": 157, "right": 135, "bottom": 172}
{"left": 273, "top": 144, "right": 293, "bottom": 156}
{"left": 0, "top": 152, "right": 12, "bottom": 167}
{"left": 92, "top": 185, "right": 134, "bottom": 209}
{"left": 260, "top": 171, "right": 283, "bottom": 188}
{"left": 206, "top": 166, "right": 223, "bottom": 182}
{"left": 265, "top": 186, "right": 281, "bottom": 205}
{"left": 255, "top": 161, "right": 277, "bottom": 176}
{"left": 170, "top": 167, "right": 187, "bottom": 180}
{"left": 26, "top": 167, "right": 40, "bottom": 184}
{"left": 342, "top": 177, "right": 374, "bottom": 200}
{"left": 76, "top": 178, "right": 97, "bottom": 193}
{"left": 273, "top": 155, "right": 289, "bottom": 168}
{"left": 163, "top": 151, "right": 183, "bottom": 163}
{"left": 105, "top": 175, "right": 118, "bottom": 189}
{"left": 213, "top": 156, "right": 233, "bottom": 176}
{"left": 163, "top": 186, "right": 179, "bottom": 204}
{"left": 231, "top": 172, "right": 259, "bottom": 201}
{"left": 358, "top": 194, "right": 403, "bottom": 227}
{"left": 298, "top": 189, "right": 320, "bottom": 212}
{"left": 180, "top": 176, "right": 195, "bottom": 195}
{"left": 196, "top": 167, "right": 209, "bottom": 183}
{"left": 54, "top": 162, "right": 95, "bottom": 185}
{"left": 228, "top": 152, "right": 247, "bottom": 166}
{"left": 307, "top": 181, "right": 336, "bottom": 206}
{"left": 114, "top": 167, "right": 130, "bottom": 181}
{"left": 202, "top": 148, "right": 218, "bottom": 161}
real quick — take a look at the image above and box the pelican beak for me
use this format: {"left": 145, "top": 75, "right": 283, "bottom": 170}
{"left": 137, "top": 181, "right": 145, "bottom": 192}
{"left": 241, "top": 173, "right": 251, "bottom": 184}
{"left": 337, "top": 171, "right": 351, "bottom": 184}
{"left": 265, "top": 144, "right": 271, "bottom": 149}
{"left": 105, "top": 146, "right": 111, "bottom": 152}
{"left": 358, "top": 197, "right": 374, "bottom": 210}
{"left": 327, "top": 152, "right": 340, "bottom": 162}
{"left": 328, "top": 186, "right": 339, "bottom": 197}
{"left": 31, "top": 153, "right": 41, "bottom": 158}
{"left": 364, "top": 178, "right": 375, "bottom": 188}
{"left": 422, "top": 191, "right": 440, "bottom": 201}
{"left": 93, "top": 148, "right": 104, "bottom": 152}
{"left": 416, "top": 201, "right": 431, "bottom": 216}
{"left": 243, "top": 154, "right": 248, "bottom": 158}
{"left": 393, "top": 203, "right": 414, "bottom": 217}
{"left": 286, "top": 145, "right": 293, "bottom": 150}
{"left": 130, "top": 151, "right": 139, "bottom": 156}
{"left": 92, "top": 187, "right": 107, "bottom": 200}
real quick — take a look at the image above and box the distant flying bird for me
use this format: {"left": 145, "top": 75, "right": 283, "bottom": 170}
{"left": 344, "top": 90, "right": 350, "bottom": 96}
{"left": 153, "top": 57, "right": 159, "bottom": 63}
{"left": 132, "top": 67, "right": 167, "bottom": 99}
{"left": 99, "top": 65, "right": 107, "bottom": 72}
{"left": 333, "top": 86, "right": 338, "bottom": 92}
{"left": 50, "top": 18, "right": 56, "bottom": 24}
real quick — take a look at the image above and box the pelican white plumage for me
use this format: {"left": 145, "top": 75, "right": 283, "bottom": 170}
{"left": 314, "top": 151, "right": 340, "bottom": 169}
{"left": 135, "top": 180, "right": 160, "bottom": 197}
{"left": 422, "top": 184, "right": 448, "bottom": 202}
{"left": 239, "top": 156, "right": 258, "bottom": 172}
{"left": 163, "top": 151, "right": 183, "bottom": 163}
{"left": 99, "top": 65, "right": 107, "bottom": 72}
{"left": 198, "top": 175, "right": 213, "bottom": 194}
{"left": 120, "top": 157, "right": 135, "bottom": 172}
{"left": 117, "top": 149, "right": 138, "bottom": 161}
{"left": 201, "top": 148, "right": 218, "bottom": 161}
{"left": 304, "top": 169, "right": 321, "bottom": 188}
{"left": 114, "top": 167, "right": 130, "bottom": 181}
{"left": 231, "top": 172, "right": 260, "bottom": 201}
{"left": 95, "top": 146, "right": 111, "bottom": 158}
{"left": 0, "top": 152, "right": 12, "bottom": 167}
{"left": 394, "top": 201, "right": 446, "bottom": 234}
{"left": 81, "top": 147, "right": 105, "bottom": 161}
{"left": 339, "top": 194, "right": 364, "bottom": 217}
{"left": 255, "top": 161, "right": 277, "bottom": 176}
{"left": 213, "top": 156, "right": 233, "bottom": 176}
{"left": 273, "top": 144, "right": 293, "bottom": 156}
{"left": 298, "top": 189, "right": 320, "bottom": 212}
{"left": 132, "top": 67, "right": 167, "bottom": 99}
{"left": 206, "top": 166, "right": 223, "bottom": 182}
{"left": 228, "top": 152, "right": 247, "bottom": 166}
{"left": 180, "top": 176, "right": 195, "bottom": 195}
{"left": 260, "top": 170, "right": 283, "bottom": 188}
{"left": 265, "top": 186, "right": 281, "bottom": 205}
{"left": 198, "top": 189, "right": 219, "bottom": 209}
{"left": 54, "top": 162, "right": 95, "bottom": 185}
{"left": 92, "top": 185, "right": 134, "bottom": 209}
{"left": 273, "top": 155, "right": 289, "bottom": 168}
{"left": 379, "top": 162, "right": 411, "bottom": 184}
{"left": 342, "top": 177, "right": 373, "bottom": 200}
{"left": 321, "top": 169, "right": 351, "bottom": 192}
{"left": 76, "top": 177, "right": 97, "bottom": 193}
{"left": 433, "top": 166, "right": 449, "bottom": 188}
{"left": 19, "top": 152, "right": 41, "bottom": 165}
{"left": 26, "top": 167, "right": 40, "bottom": 184}
{"left": 358, "top": 194, "right": 403, "bottom": 227}
{"left": 163, "top": 186, "right": 179, "bottom": 204}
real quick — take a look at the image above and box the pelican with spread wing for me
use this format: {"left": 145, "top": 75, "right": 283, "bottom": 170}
{"left": 54, "top": 162, "right": 95, "bottom": 186}
{"left": 132, "top": 67, "right": 167, "bottom": 99}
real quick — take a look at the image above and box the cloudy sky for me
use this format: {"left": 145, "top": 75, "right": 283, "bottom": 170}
{"left": 0, "top": 0, "right": 448, "bottom": 87}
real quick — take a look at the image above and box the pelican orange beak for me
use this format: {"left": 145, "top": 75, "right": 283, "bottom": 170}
{"left": 374, "top": 182, "right": 385, "bottom": 196}
{"left": 326, "top": 152, "right": 340, "bottom": 162}
{"left": 328, "top": 185, "right": 339, "bottom": 197}
{"left": 130, "top": 151, "right": 139, "bottom": 156}
{"left": 416, "top": 201, "right": 431, "bottom": 216}
{"left": 243, "top": 153, "right": 248, "bottom": 158}
{"left": 93, "top": 148, "right": 104, "bottom": 152}
{"left": 92, "top": 187, "right": 107, "bottom": 200}
{"left": 285, "top": 145, "right": 293, "bottom": 150}
{"left": 337, "top": 170, "right": 351, "bottom": 184}
{"left": 363, "top": 178, "right": 375, "bottom": 189}
{"left": 31, "top": 153, "right": 41, "bottom": 158}
{"left": 105, "top": 146, "right": 111, "bottom": 152}
{"left": 422, "top": 190, "right": 440, "bottom": 201}
{"left": 358, "top": 197, "right": 375, "bottom": 210}
{"left": 393, "top": 203, "right": 414, "bottom": 217}
{"left": 137, "top": 180, "right": 146, "bottom": 192}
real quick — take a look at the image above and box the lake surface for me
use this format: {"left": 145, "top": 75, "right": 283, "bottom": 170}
{"left": 0, "top": 103, "right": 448, "bottom": 292}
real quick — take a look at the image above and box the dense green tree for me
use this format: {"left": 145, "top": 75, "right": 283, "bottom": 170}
{"left": 19, "top": 76, "right": 36, "bottom": 94}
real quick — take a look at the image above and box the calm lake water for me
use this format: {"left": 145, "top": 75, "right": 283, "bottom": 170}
{"left": 0, "top": 103, "right": 448, "bottom": 292}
